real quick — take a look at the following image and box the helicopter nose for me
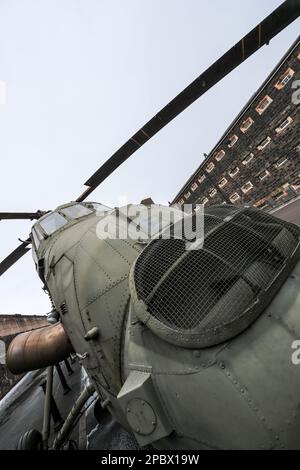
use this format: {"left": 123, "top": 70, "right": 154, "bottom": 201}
{"left": 6, "top": 322, "right": 74, "bottom": 374}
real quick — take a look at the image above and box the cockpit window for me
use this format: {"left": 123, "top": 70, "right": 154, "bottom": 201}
{"left": 60, "top": 204, "right": 92, "bottom": 220}
{"left": 87, "top": 203, "right": 111, "bottom": 214}
{"left": 39, "top": 212, "right": 68, "bottom": 235}
{"left": 31, "top": 226, "right": 42, "bottom": 249}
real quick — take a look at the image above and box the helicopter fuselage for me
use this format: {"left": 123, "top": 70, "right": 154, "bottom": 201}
{"left": 30, "top": 201, "right": 300, "bottom": 450}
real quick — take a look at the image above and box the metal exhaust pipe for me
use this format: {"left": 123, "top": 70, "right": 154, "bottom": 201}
{"left": 6, "top": 322, "right": 74, "bottom": 374}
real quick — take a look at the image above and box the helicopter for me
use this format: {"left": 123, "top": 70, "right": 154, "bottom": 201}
{"left": 1, "top": 0, "right": 300, "bottom": 450}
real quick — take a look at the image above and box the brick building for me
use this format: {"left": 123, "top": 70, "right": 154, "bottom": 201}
{"left": 172, "top": 37, "right": 300, "bottom": 211}
{"left": 0, "top": 314, "right": 47, "bottom": 399}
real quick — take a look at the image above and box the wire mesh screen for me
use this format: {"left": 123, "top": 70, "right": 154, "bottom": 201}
{"left": 131, "top": 205, "right": 300, "bottom": 347}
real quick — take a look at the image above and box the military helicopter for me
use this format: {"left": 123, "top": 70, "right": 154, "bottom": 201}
{"left": 1, "top": 0, "right": 300, "bottom": 450}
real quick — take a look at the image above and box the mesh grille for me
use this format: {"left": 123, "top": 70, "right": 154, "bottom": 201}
{"left": 131, "top": 205, "right": 300, "bottom": 347}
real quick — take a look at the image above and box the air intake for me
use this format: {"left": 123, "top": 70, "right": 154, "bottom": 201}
{"left": 129, "top": 205, "right": 300, "bottom": 348}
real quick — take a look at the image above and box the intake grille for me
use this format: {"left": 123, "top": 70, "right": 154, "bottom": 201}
{"left": 130, "top": 205, "right": 300, "bottom": 348}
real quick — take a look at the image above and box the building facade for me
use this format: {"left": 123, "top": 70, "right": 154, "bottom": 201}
{"left": 0, "top": 314, "right": 47, "bottom": 400}
{"left": 172, "top": 38, "right": 300, "bottom": 211}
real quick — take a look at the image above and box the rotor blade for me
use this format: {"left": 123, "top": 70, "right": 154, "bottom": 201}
{"left": 0, "top": 211, "right": 46, "bottom": 221}
{"left": 76, "top": 0, "right": 300, "bottom": 202}
{"left": 0, "top": 238, "right": 31, "bottom": 277}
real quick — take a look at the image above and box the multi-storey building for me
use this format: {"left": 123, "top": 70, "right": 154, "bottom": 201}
{"left": 172, "top": 38, "right": 300, "bottom": 211}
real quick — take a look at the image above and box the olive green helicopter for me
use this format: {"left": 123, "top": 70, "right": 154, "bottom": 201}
{"left": 1, "top": 0, "right": 300, "bottom": 450}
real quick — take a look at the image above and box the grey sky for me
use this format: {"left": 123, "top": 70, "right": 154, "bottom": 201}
{"left": 0, "top": 0, "right": 299, "bottom": 315}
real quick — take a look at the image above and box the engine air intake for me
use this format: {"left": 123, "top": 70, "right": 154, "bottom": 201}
{"left": 129, "top": 205, "right": 300, "bottom": 348}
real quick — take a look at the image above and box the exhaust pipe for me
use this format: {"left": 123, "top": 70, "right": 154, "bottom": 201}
{"left": 6, "top": 322, "right": 74, "bottom": 374}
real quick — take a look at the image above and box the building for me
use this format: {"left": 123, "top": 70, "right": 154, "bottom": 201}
{"left": 172, "top": 37, "right": 300, "bottom": 211}
{"left": 0, "top": 314, "right": 47, "bottom": 400}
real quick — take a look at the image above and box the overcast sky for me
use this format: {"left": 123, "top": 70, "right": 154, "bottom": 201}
{"left": 0, "top": 0, "right": 299, "bottom": 315}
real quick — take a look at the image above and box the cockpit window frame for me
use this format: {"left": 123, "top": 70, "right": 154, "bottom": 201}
{"left": 59, "top": 204, "right": 93, "bottom": 220}
{"left": 31, "top": 202, "right": 112, "bottom": 251}
{"left": 38, "top": 211, "right": 69, "bottom": 237}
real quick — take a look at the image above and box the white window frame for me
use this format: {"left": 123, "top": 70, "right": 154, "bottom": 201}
{"left": 191, "top": 182, "right": 198, "bottom": 192}
{"left": 274, "top": 67, "right": 295, "bottom": 90}
{"left": 241, "top": 181, "right": 253, "bottom": 194}
{"left": 240, "top": 117, "right": 254, "bottom": 133}
{"left": 274, "top": 157, "right": 288, "bottom": 169}
{"left": 198, "top": 174, "right": 206, "bottom": 183}
{"left": 275, "top": 116, "right": 293, "bottom": 134}
{"left": 255, "top": 95, "right": 273, "bottom": 115}
{"left": 206, "top": 162, "right": 215, "bottom": 173}
{"left": 218, "top": 177, "right": 228, "bottom": 188}
{"left": 228, "top": 166, "right": 240, "bottom": 178}
{"left": 229, "top": 192, "right": 240, "bottom": 203}
{"left": 291, "top": 179, "right": 300, "bottom": 190}
{"left": 199, "top": 197, "right": 209, "bottom": 205}
{"left": 227, "top": 135, "right": 238, "bottom": 148}
{"left": 208, "top": 188, "right": 217, "bottom": 198}
{"left": 257, "top": 170, "right": 270, "bottom": 181}
{"left": 273, "top": 190, "right": 286, "bottom": 201}
{"left": 242, "top": 153, "right": 254, "bottom": 165}
{"left": 257, "top": 136, "right": 271, "bottom": 151}
{"left": 214, "top": 149, "right": 226, "bottom": 161}
{"left": 184, "top": 191, "right": 191, "bottom": 200}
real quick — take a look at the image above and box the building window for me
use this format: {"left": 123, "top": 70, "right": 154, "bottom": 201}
{"left": 214, "top": 149, "right": 225, "bottom": 161}
{"left": 198, "top": 174, "right": 206, "bottom": 183}
{"left": 178, "top": 198, "right": 185, "bottom": 205}
{"left": 228, "top": 166, "right": 240, "bottom": 178}
{"left": 254, "top": 200, "right": 269, "bottom": 210}
{"left": 199, "top": 196, "right": 209, "bottom": 205}
{"left": 273, "top": 190, "right": 286, "bottom": 201}
{"left": 275, "top": 116, "right": 293, "bottom": 134}
{"left": 227, "top": 135, "right": 238, "bottom": 148}
{"left": 241, "top": 181, "right": 253, "bottom": 194}
{"left": 274, "top": 67, "right": 295, "bottom": 90}
{"left": 184, "top": 191, "right": 191, "bottom": 200}
{"left": 208, "top": 188, "right": 217, "bottom": 198}
{"left": 257, "top": 169, "right": 270, "bottom": 181}
{"left": 274, "top": 157, "right": 288, "bottom": 169}
{"left": 218, "top": 177, "right": 228, "bottom": 188}
{"left": 242, "top": 153, "right": 254, "bottom": 165}
{"left": 291, "top": 178, "right": 300, "bottom": 191}
{"left": 206, "top": 162, "right": 215, "bottom": 173}
{"left": 191, "top": 182, "right": 198, "bottom": 192}
{"left": 257, "top": 136, "right": 271, "bottom": 151}
{"left": 229, "top": 192, "right": 240, "bottom": 203}
{"left": 240, "top": 117, "right": 254, "bottom": 133}
{"left": 255, "top": 95, "right": 273, "bottom": 115}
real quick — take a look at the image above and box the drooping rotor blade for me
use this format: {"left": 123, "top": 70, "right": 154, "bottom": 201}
{"left": 0, "top": 238, "right": 31, "bottom": 277}
{"left": 76, "top": 0, "right": 300, "bottom": 202}
{"left": 0, "top": 211, "right": 46, "bottom": 221}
